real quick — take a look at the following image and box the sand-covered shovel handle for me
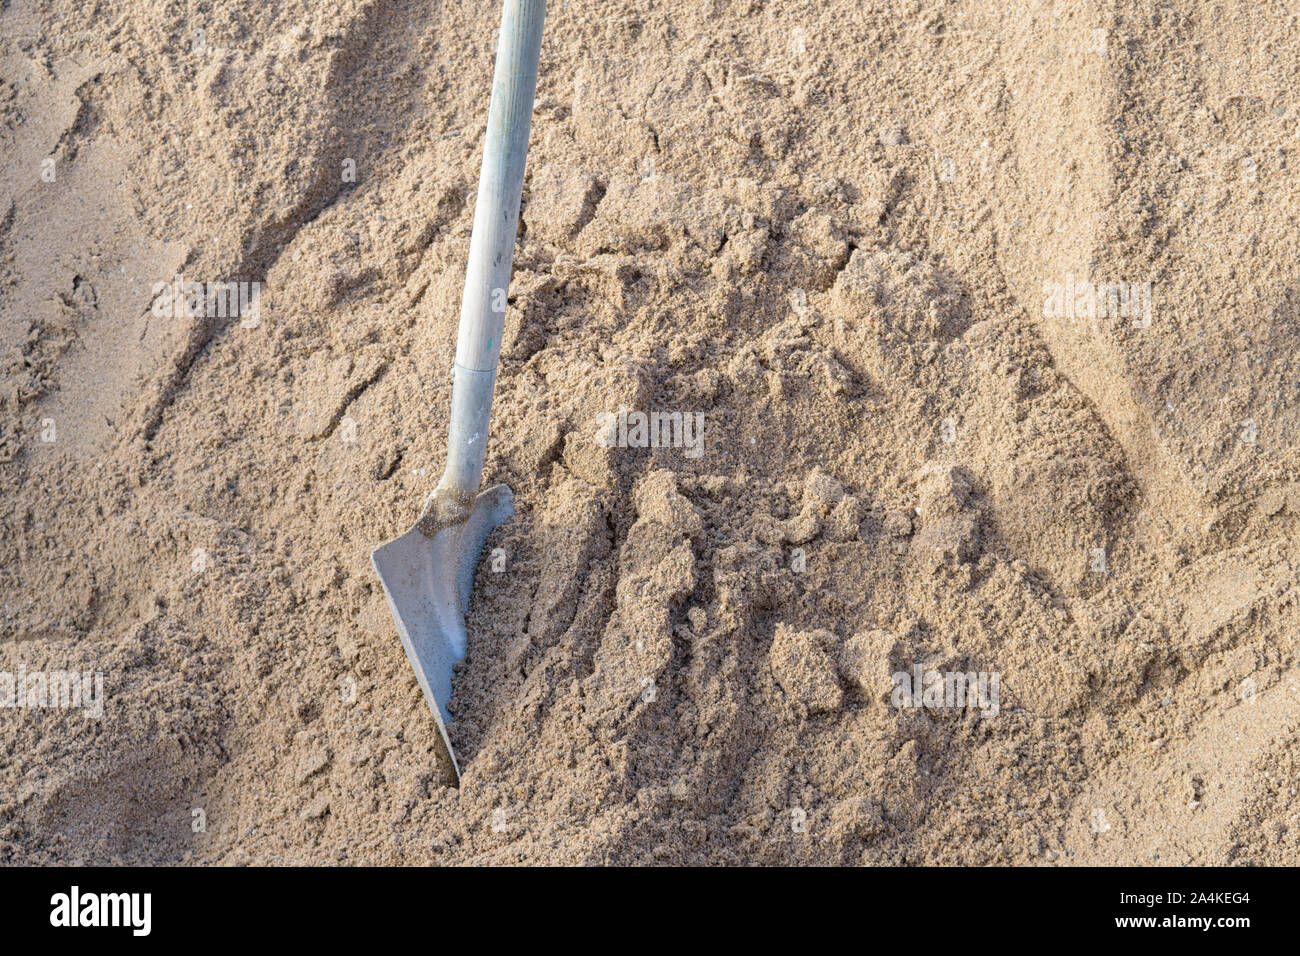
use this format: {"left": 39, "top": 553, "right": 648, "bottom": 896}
{"left": 426, "top": 0, "right": 546, "bottom": 522}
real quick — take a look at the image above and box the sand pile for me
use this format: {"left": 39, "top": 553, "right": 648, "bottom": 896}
{"left": 1, "top": 0, "right": 1298, "bottom": 864}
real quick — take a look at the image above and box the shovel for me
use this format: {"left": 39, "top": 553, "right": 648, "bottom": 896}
{"left": 371, "top": 0, "right": 546, "bottom": 783}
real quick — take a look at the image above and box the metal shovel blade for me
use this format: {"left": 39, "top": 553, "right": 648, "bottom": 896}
{"left": 371, "top": 483, "right": 513, "bottom": 781}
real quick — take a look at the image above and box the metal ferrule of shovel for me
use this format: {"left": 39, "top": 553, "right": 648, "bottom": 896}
{"left": 371, "top": 0, "right": 546, "bottom": 783}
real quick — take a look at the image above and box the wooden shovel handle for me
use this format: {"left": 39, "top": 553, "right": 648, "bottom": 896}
{"left": 455, "top": 0, "right": 547, "bottom": 373}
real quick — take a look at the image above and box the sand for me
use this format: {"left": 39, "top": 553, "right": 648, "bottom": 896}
{"left": 1, "top": 0, "right": 1298, "bottom": 865}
